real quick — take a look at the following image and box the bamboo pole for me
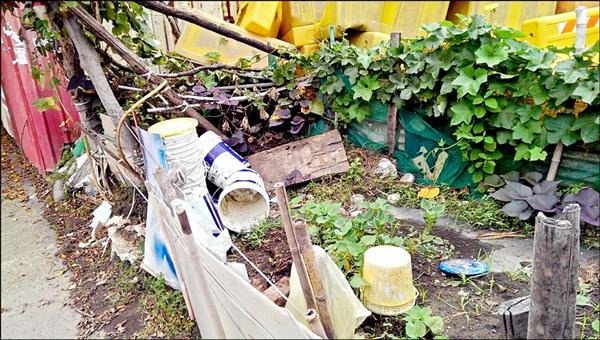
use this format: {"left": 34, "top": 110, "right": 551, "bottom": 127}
{"left": 306, "top": 309, "right": 327, "bottom": 339}
{"left": 293, "top": 219, "right": 336, "bottom": 339}
{"left": 274, "top": 182, "right": 327, "bottom": 338}
{"left": 546, "top": 7, "right": 588, "bottom": 181}
{"left": 68, "top": 6, "right": 225, "bottom": 138}
{"left": 132, "top": 0, "right": 288, "bottom": 58}
{"left": 386, "top": 32, "right": 400, "bottom": 157}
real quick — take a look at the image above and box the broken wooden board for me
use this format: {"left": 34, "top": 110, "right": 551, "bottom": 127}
{"left": 247, "top": 130, "right": 349, "bottom": 190}
{"left": 497, "top": 295, "right": 530, "bottom": 339}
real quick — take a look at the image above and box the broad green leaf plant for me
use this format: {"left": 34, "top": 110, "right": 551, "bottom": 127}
{"left": 289, "top": 15, "right": 599, "bottom": 183}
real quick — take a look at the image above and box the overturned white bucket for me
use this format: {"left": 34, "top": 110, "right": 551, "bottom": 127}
{"left": 198, "top": 131, "right": 269, "bottom": 233}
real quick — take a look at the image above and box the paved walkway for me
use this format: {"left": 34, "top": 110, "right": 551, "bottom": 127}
{"left": 1, "top": 195, "right": 80, "bottom": 339}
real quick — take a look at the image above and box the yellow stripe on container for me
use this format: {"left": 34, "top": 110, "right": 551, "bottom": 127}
{"left": 447, "top": 1, "right": 557, "bottom": 29}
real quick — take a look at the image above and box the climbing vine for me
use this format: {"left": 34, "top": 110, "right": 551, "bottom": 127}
{"left": 288, "top": 15, "right": 599, "bottom": 182}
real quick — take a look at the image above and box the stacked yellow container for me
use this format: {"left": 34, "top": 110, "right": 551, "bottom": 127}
{"left": 174, "top": 9, "right": 293, "bottom": 68}
{"left": 235, "top": 1, "right": 283, "bottom": 37}
{"left": 446, "top": 1, "right": 557, "bottom": 28}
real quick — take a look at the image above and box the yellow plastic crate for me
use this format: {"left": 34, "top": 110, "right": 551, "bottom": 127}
{"left": 235, "top": 1, "right": 282, "bottom": 37}
{"left": 317, "top": 1, "right": 450, "bottom": 39}
{"left": 522, "top": 6, "right": 599, "bottom": 49}
{"left": 381, "top": 2, "right": 451, "bottom": 37}
{"left": 349, "top": 31, "right": 389, "bottom": 48}
{"left": 282, "top": 23, "right": 321, "bottom": 47}
{"left": 318, "top": 1, "right": 391, "bottom": 37}
{"left": 279, "top": 2, "right": 326, "bottom": 37}
{"left": 447, "top": 1, "right": 557, "bottom": 29}
{"left": 556, "top": 1, "right": 599, "bottom": 14}
{"left": 300, "top": 44, "right": 320, "bottom": 55}
{"left": 175, "top": 9, "right": 293, "bottom": 68}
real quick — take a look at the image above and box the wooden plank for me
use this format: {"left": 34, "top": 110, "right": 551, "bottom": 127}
{"left": 247, "top": 130, "right": 349, "bottom": 190}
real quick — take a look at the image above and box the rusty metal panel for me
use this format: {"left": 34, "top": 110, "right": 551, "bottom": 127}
{"left": 1, "top": 9, "right": 80, "bottom": 174}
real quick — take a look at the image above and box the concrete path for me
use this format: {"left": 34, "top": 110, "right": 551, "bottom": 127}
{"left": 1, "top": 196, "right": 80, "bottom": 339}
{"left": 389, "top": 206, "right": 600, "bottom": 273}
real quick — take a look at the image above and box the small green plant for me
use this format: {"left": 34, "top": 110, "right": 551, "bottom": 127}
{"left": 139, "top": 275, "right": 195, "bottom": 337}
{"left": 402, "top": 305, "right": 446, "bottom": 339}
{"left": 508, "top": 265, "right": 532, "bottom": 283}
{"left": 344, "top": 156, "right": 364, "bottom": 183}
{"left": 420, "top": 199, "right": 445, "bottom": 233}
{"left": 241, "top": 218, "right": 280, "bottom": 248}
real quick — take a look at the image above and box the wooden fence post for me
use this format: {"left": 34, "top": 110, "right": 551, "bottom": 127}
{"left": 527, "top": 207, "right": 580, "bottom": 339}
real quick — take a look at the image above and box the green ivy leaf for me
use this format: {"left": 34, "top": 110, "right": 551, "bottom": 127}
{"left": 356, "top": 49, "right": 372, "bottom": 69}
{"left": 348, "top": 103, "right": 370, "bottom": 123}
{"left": 308, "top": 98, "right": 325, "bottom": 115}
{"left": 475, "top": 43, "right": 509, "bottom": 67}
{"left": 529, "top": 83, "right": 548, "bottom": 105}
{"left": 321, "top": 75, "right": 345, "bottom": 95}
{"left": 514, "top": 144, "right": 529, "bottom": 161}
{"left": 451, "top": 66, "right": 488, "bottom": 98}
{"left": 349, "top": 275, "right": 370, "bottom": 289}
{"left": 450, "top": 101, "right": 474, "bottom": 125}
{"left": 344, "top": 67, "right": 359, "bottom": 85}
{"left": 545, "top": 115, "right": 579, "bottom": 145}
{"left": 512, "top": 123, "right": 535, "bottom": 143}
{"left": 492, "top": 28, "right": 525, "bottom": 39}
{"left": 571, "top": 113, "right": 600, "bottom": 143}
{"left": 352, "top": 75, "right": 380, "bottom": 101}
{"left": 555, "top": 59, "right": 589, "bottom": 84}
{"left": 571, "top": 81, "right": 599, "bottom": 104}
{"left": 528, "top": 147, "right": 547, "bottom": 161}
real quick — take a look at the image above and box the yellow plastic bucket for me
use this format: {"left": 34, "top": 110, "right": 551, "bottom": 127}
{"left": 362, "top": 245, "right": 418, "bottom": 316}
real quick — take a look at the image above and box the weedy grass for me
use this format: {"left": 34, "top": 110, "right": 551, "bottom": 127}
{"left": 138, "top": 275, "right": 195, "bottom": 338}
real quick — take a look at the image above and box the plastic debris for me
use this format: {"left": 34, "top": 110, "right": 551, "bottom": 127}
{"left": 439, "top": 259, "right": 489, "bottom": 276}
{"left": 372, "top": 157, "right": 398, "bottom": 179}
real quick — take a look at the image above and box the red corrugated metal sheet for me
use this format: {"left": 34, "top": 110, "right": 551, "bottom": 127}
{"left": 1, "top": 9, "right": 80, "bottom": 174}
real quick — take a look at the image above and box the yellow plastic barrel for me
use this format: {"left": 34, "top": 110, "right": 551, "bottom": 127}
{"left": 282, "top": 23, "right": 321, "bottom": 47}
{"left": 300, "top": 44, "right": 320, "bottom": 55}
{"left": 362, "top": 245, "right": 418, "bottom": 316}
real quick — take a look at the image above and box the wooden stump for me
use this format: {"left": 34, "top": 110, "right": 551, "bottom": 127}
{"left": 527, "top": 207, "right": 580, "bottom": 339}
{"left": 498, "top": 296, "right": 530, "bottom": 339}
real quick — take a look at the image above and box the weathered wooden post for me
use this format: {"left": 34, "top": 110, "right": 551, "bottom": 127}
{"left": 527, "top": 204, "right": 580, "bottom": 339}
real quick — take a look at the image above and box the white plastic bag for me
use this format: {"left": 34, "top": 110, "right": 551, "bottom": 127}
{"left": 286, "top": 245, "right": 371, "bottom": 339}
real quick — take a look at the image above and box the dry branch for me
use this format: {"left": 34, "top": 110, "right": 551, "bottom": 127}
{"left": 132, "top": 0, "right": 288, "bottom": 58}
{"left": 68, "top": 5, "right": 225, "bottom": 138}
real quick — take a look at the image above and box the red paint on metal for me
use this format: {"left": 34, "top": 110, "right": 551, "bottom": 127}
{"left": 1, "top": 9, "right": 80, "bottom": 174}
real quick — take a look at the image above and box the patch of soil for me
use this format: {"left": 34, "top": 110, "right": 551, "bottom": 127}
{"left": 230, "top": 227, "right": 292, "bottom": 287}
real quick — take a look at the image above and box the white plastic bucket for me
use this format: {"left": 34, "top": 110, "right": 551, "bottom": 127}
{"left": 198, "top": 131, "right": 269, "bottom": 233}
{"left": 217, "top": 169, "right": 270, "bottom": 233}
{"left": 198, "top": 131, "right": 249, "bottom": 188}
{"left": 162, "top": 129, "right": 206, "bottom": 191}
{"left": 149, "top": 118, "right": 207, "bottom": 192}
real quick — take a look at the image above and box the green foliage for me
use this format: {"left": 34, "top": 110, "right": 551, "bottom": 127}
{"left": 402, "top": 305, "right": 446, "bottom": 339}
{"left": 420, "top": 199, "right": 446, "bottom": 233}
{"left": 32, "top": 96, "right": 58, "bottom": 112}
{"left": 140, "top": 275, "right": 195, "bottom": 337}
{"left": 282, "top": 15, "right": 599, "bottom": 183}
{"left": 298, "top": 197, "right": 453, "bottom": 287}
{"left": 240, "top": 218, "right": 280, "bottom": 248}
